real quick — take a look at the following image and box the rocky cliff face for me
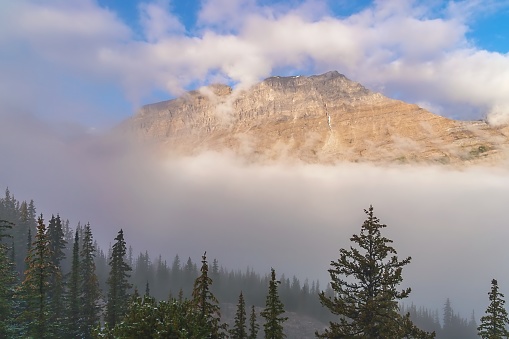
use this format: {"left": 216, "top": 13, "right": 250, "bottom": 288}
{"left": 121, "top": 71, "right": 509, "bottom": 165}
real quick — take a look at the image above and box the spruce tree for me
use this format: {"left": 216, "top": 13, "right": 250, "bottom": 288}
{"left": 66, "top": 228, "right": 81, "bottom": 337}
{"left": 15, "top": 201, "right": 33, "bottom": 273}
{"left": 261, "top": 268, "right": 287, "bottom": 339}
{"left": 47, "top": 214, "right": 66, "bottom": 336}
{"left": 230, "top": 291, "right": 247, "bottom": 338}
{"left": 316, "top": 206, "right": 434, "bottom": 339}
{"left": 442, "top": 298, "right": 454, "bottom": 338}
{"left": 20, "top": 215, "right": 54, "bottom": 338}
{"left": 0, "top": 219, "right": 16, "bottom": 337}
{"left": 191, "top": 251, "right": 225, "bottom": 337}
{"left": 477, "top": 279, "right": 509, "bottom": 338}
{"left": 80, "top": 223, "right": 101, "bottom": 338}
{"left": 106, "top": 228, "right": 132, "bottom": 328}
{"left": 248, "top": 305, "right": 259, "bottom": 339}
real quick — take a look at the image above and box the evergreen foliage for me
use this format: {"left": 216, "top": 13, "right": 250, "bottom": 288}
{"left": 19, "top": 215, "right": 54, "bottom": 338}
{"left": 316, "top": 206, "right": 434, "bottom": 339}
{"left": 192, "top": 251, "right": 226, "bottom": 338}
{"left": 95, "top": 294, "right": 215, "bottom": 338}
{"left": 81, "top": 223, "right": 102, "bottom": 338}
{"left": 442, "top": 298, "right": 454, "bottom": 337}
{"left": 0, "top": 219, "right": 16, "bottom": 337}
{"left": 230, "top": 291, "right": 248, "bottom": 338}
{"left": 477, "top": 279, "right": 509, "bottom": 339}
{"left": 401, "top": 303, "right": 441, "bottom": 335}
{"left": 261, "top": 268, "right": 288, "bottom": 339}
{"left": 0, "top": 188, "right": 501, "bottom": 338}
{"left": 248, "top": 305, "right": 259, "bottom": 339}
{"left": 106, "top": 228, "right": 132, "bottom": 328}
{"left": 47, "top": 214, "right": 67, "bottom": 336}
{"left": 0, "top": 189, "right": 37, "bottom": 274}
{"left": 66, "top": 228, "right": 81, "bottom": 337}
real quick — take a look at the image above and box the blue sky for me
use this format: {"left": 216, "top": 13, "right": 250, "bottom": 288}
{"left": 1, "top": 0, "right": 509, "bottom": 129}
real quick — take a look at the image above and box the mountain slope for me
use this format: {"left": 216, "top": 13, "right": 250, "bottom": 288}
{"left": 120, "top": 71, "right": 509, "bottom": 165}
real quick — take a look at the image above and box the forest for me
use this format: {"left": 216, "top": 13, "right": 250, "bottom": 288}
{"left": 0, "top": 187, "right": 506, "bottom": 338}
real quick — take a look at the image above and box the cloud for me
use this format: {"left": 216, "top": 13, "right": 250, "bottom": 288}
{"left": 2, "top": 0, "right": 509, "bottom": 124}
{"left": 139, "top": 0, "right": 185, "bottom": 42}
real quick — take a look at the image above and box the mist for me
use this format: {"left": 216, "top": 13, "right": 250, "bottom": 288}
{"left": 2, "top": 111, "right": 509, "bottom": 319}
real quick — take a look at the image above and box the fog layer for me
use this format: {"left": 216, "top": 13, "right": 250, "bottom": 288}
{"left": 1, "top": 112, "right": 509, "bottom": 317}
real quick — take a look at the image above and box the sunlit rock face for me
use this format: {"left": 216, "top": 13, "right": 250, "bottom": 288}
{"left": 120, "top": 71, "right": 509, "bottom": 165}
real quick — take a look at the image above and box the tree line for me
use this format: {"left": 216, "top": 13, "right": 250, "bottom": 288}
{"left": 1, "top": 188, "right": 508, "bottom": 338}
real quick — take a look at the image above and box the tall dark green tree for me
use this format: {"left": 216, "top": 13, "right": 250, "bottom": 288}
{"left": 0, "top": 219, "right": 16, "bottom": 337}
{"left": 230, "top": 291, "right": 247, "bottom": 338}
{"left": 66, "top": 228, "right": 81, "bottom": 337}
{"left": 47, "top": 214, "right": 67, "bottom": 336}
{"left": 316, "top": 206, "right": 434, "bottom": 339}
{"left": 261, "top": 268, "right": 287, "bottom": 339}
{"left": 20, "top": 215, "right": 54, "bottom": 338}
{"left": 47, "top": 215, "right": 66, "bottom": 271}
{"left": 477, "top": 279, "right": 509, "bottom": 339}
{"left": 106, "top": 229, "right": 132, "bottom": 328}
{"left": 80, "top": 223, "right": 101, "bottom": 338}
{"left": 248, "top": 305, "right": 259, "bottom": 339}
{"left": 191, "top": 251, "right": 225, "bottom": 338}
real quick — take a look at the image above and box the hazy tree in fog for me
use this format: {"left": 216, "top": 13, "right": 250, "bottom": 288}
{"left": 133, "top": 250, "right": 154, "bottom": 293}
{"left": 0, "top": 189, "right": 37, "bottom": 274}
{"left": 19, "top": 215, "right": 54, "bottom": 338}
{"left": 316, "top": 206, "right": 434, "bottom": 339}
{"left": 80, "top": 223, "right": 101, "bottom": 338}
{"left": 401, "top": 303, "right": 442, "bottom": 336}
{"left": 248, "top": 305, "right": 259, "bottom": 339}
{"left": 0, "top": 219, "right": 16, "bottom": 337}
{"left": 477, "top": 279, "right": 509, "bottom": 339}
{"left": 184, "top": 256, "right": 198, "bottom": 297}
{"left": 230, "top": 291, "right": 247, "bottom": 338}
{"left": 106, "top": 228, "right": 132, "bottom": 328}
{"left": 261, "top": 268, "right": 287, "bottom": 339}
{"left": 192, "top": 251, "right": 225, "bottom": 338}
{"left": 441, "top": 298, "right": 454, "bottom": 338}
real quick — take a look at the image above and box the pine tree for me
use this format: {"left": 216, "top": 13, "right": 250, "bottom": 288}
{"left": 46, "top": 214, "right": 66, "bottom": 336}
{"left": 478, "top": 279, "right": 509, "bottom": 339}
{"left": 261, "top": 268, "right": 287, "bottom": 339}
{"left": 248, "top": 305, "right": 259, "bottom": 339}
{"left": 468, "top": 311, "right": 478, "bottom": 338}
{"left": 184, "top": 256, "right": 197, "bottom": 297}
{"left": 80, "top": 223, "right": 101, "bottom": 338}
{"left": 20, "top": 215, "right": 54, "bottom": 338}
{"left": 66, "top": 228, "right": 81, "bottom": 337}
{"left": 316, "top": 206, "right": 434, "bottom": 339}
{"left": 441, "top": 298, "right": 454, "bottom": 338}
{"left": 0, "top": 219, "right": 16, "bottom": 337}
{"left": 15, "top": 201, "right": 33, "bottom": 273}
{"left": 191, "top": 251, "right": 225, "bottom": 337}
{"left": 230, "top": 291, "right": 247, "bottom": 338}
{"left": 106, "top": 228, "right": 132, "bottom": 328}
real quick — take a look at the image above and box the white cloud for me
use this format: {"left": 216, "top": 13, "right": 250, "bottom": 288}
{"left": 198, "top": 0, "right": 259, "bottom": 30}
{"left": 2, "top": 0, "right": 509, "bottom": 124}
{"left": 139, "top": 0, "right": 185, "bottom": 42}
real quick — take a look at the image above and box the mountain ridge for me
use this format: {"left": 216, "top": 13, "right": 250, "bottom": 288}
{"left": 120, "top": 71, "right": 509, "bottom": 165}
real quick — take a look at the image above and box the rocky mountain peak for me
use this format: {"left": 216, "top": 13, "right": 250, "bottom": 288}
{"left": 120, "top": 71, "right": 509, "bottom": 165}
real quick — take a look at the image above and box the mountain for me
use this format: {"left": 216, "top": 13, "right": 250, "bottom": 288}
{"left": 120, "top": 71, "right": 509, "bottom": 165}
